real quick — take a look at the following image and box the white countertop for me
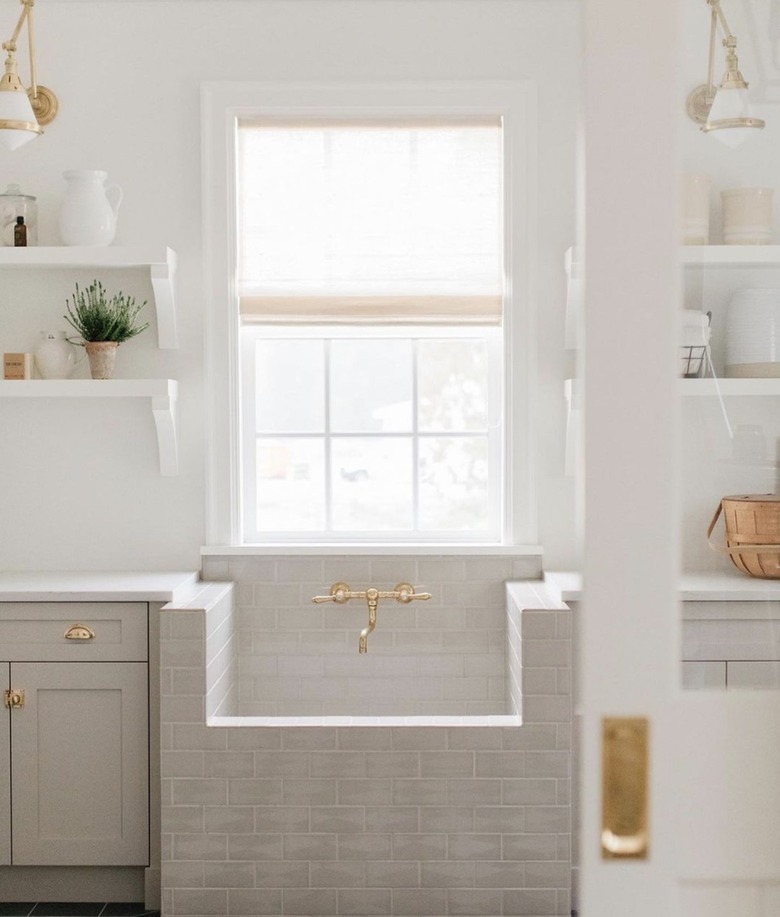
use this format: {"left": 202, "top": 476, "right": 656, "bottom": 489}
{"left": 0, "top": 571, "right": 200, "bottom": 602}
{"left": 542, "top": 570, "right": 780, "bottom": 603}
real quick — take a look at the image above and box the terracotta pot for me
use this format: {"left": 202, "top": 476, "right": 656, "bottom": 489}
{"left": 85, "top": 341, "right": 118, "bottom": 380}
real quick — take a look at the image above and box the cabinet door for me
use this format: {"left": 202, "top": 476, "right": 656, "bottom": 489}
{"left": 11, "top": 662, "right": 148, "bottom": 866}
{"left": 0, "top": 662, "right": 9, "bottom": 866}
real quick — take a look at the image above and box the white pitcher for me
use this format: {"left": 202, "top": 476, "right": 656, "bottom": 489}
{"left": 58, "top": 170, "right": 123, "bottom": 246}
{"left": 34, "top": 330, "right": 85, "bottom": 379}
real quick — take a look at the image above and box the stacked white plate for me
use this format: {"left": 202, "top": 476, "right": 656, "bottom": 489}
{"left": 726, "top": 288, "right": 780, "bottom": 377}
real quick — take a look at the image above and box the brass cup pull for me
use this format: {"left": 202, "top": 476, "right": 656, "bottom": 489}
{"left": 3, "top": 689, "right": 24, "bottom": 709}
{"left": 64, "top": 624, "right": 95, "bottom": 641}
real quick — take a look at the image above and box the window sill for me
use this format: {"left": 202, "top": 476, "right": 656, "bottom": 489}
{"left": 201, "top": 543, "right": 543, "bottom": 557}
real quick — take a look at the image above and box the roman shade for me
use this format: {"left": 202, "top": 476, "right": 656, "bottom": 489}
{"left": 237, "top": 118, "right": 504, "bottom": 324}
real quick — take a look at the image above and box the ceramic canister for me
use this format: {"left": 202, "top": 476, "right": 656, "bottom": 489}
{"left": 722, "top": 188, "right": 774, "bottom": 244}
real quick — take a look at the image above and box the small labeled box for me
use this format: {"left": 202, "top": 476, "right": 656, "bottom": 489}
{"left": 4, "top": 353, "right": 34, "bottom": 380}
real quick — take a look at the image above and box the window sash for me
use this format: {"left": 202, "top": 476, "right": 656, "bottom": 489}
{"left": 240, "top": 325, "right": 503, "bottom": 544}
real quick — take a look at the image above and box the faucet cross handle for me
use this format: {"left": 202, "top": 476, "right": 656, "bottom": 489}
{"left": 391, "top": 582, "right": 432, "bottom": 603}
{"left": 312, "top": 582, "right": 364, "bottom": 604}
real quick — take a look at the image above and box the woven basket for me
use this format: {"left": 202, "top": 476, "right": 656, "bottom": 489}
{"left": 707, "top": 494, "right": 780, "bottom": 578}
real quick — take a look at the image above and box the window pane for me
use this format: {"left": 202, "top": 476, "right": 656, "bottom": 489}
{"left": 331, "top": 437, "right": 413, "bottom": 530}
{"left": 330, "top": 340, "right": 413, "bottom": 432}
{"left": 419, "top": 436, "right": 489, "bottom": 530}
{"left": 255, "top": 340, "right": 324, "bottom": 433}
{"left": 256, "top": 438, "right": 325, "bottom": 531}
{"left": 418, "top": 339, "right": 489, "bottom": 432}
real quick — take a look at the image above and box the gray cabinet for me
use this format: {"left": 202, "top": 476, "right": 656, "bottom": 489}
{"left": 0, "top": 603, "right": 149, "bottom": 866}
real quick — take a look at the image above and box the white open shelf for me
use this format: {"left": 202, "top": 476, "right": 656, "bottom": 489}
{"left": 0, "top": 246, "right": 178, "bottom": 349}
{"left": 0, "top": 379, "right": 179, "bottom": 476}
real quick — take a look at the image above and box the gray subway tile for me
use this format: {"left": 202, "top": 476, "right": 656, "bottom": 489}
{"left": 282, "top": 778, "right": 337, "bottom": 805}
{"left": 365, "top": 806, "right": 420, "bottom": 833}
{"left": 228, "top": 778, "right": 283, "bottom": 805}
{"left": 311, "top": 751, "right": 368, "bottom": 778}
{"left": 447, "top": 888, "right": 502, "bottom": 915}
{"left": 502, "top": 834, "right": 558, "bottom": 861}
{"left": 366, "top": 752, "right": 421, "bottom": 778}
{"left": 204, "top": 861, "right": 256, "bottom": 887}
{"left": 392, "top": 833, "right": 448, "bottom": 861}
{"left": 310, "top": 805, "right": 365, "bottom": 833}
{"left": 502, "top": 888, "right": 558, "bottom": 916}
{"left": 419, "top": 807, "right": 474, "bottom": 833}
{"left": 447, "top": 833, "right": 502, "bottom": 861}
{"left": 227, "top": 833, "right": 283, "bottom": 861}
{"left": 337, "top": 889, "right": 393, "bottom": 915}
{"left": 420, "top": 751, "right": 474, "bottom": 778}
{"left": 420, "top": 860, "right": 475, "bottom": 887}
{"left": 255, "top": 861, "right": 311, "bottom": 887}
{"left": 524, "top": 806, "right": 571, "bottom": 833}
{"left": 254, "top": 751, "right": 311, "bottom": 777}
{"left": 310, "top": 861, "right": 367, "bottom": 888}
{"left": 254, "top": 805, "right": 310, "bottom": 833}
{"left": 392, "top": 779, "right": 448, "bottom": 806}
{"left": 174, "top": 889, "right": 227, "bottom": 915}
{"left": 339, "top": 833, "right": 393, "bottom": 860}
{"left": 391, "top": 888, "right": 447, "bottom": 915}
{"left": 502, "top": 779, "right": 558, "bottom": 806}
{"left": 473, "top": 806, "right": 524, "bottom": 834}
{"left": 283, "top": 889, "right": 338, "bottom": 915}
{"left": 474, "top": 860, "right": 525, "bottom": 887}
{"left": 446, "top": 779, "right": 502, "bottom": 806}
{"left": 283, "top": 833, "right": 338, "bottom": 860}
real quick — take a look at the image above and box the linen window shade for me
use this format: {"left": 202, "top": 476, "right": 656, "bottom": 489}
{"left": 237, "top": 119, "right": 504, "bottom": 324}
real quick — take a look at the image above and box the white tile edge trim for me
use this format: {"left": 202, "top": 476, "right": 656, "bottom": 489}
{"left": 506, "top": 580, "right": 570, "bottom": 611}
{"left": 207, "top": 714, "right": 522, "bottom": 728}
{"left": 201, "top": 544, "right": 543, "bottom": 556}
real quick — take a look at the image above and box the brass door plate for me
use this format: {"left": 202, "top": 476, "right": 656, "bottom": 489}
{"left": 601, "top": 716, "right": 649, "bottom": 859}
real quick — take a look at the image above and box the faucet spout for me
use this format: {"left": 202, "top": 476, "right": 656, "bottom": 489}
{"left": 359, "top": 589, "right": 379, "bottom": 654}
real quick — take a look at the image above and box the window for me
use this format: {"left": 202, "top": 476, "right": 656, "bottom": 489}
{"left": 202, "top": 82, "right": 536, "bottom": 547}
{"left": 241, "top": 325, "right": 502, "bottom": 541}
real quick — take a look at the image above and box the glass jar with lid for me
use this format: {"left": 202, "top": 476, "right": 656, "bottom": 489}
{"left": 0, "top": 184, "right": 38, "bottom": 246}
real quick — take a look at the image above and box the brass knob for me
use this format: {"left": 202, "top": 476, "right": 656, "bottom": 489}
{"left": 64, "top": 624, "right": 95, "bottom": 640}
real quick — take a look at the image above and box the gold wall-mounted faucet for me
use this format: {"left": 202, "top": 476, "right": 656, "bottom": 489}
{"left": 312, "top": 582, "right": 432, "bottom": 653}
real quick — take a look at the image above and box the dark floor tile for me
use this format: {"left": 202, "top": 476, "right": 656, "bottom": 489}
{"left": 30, "top": 906, "right": 104, "bottom": 917}
{"left": 0, "top": 905, "right": 35, "bottom": 917}
{"left": 101, "top": 907, "right": 160, "bottom": 917}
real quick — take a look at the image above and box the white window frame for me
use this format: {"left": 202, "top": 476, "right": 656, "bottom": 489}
{"left": 202, "top": 81, "right": 538, "bottom": 549}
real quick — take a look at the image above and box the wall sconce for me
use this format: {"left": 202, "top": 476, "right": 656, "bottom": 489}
{"left": 685, "top": 0, "right": 764, "bottom": 147}
{"left": 0, "top": 0, "right": 58, "bottom": 151}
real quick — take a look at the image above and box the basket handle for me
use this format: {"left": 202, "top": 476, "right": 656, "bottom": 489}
{"left": 707, "top": 501, "right": 780, "bottom": 556}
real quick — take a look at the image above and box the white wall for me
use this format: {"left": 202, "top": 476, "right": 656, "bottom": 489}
{"left": 0, "top": 0, "right": 579, "bottom": 571}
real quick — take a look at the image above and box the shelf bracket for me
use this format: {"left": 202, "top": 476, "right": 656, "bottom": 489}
{"left": 150, "top": 249, "right": 178, "bottom": 349}
{"left": 152, "top": 391, "right": 178, "bottom": 477}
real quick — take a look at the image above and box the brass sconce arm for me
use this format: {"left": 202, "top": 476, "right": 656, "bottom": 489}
{"left": 0, "top": 0, "right": 57, "bottom": 136}
{"left": 685, "top": 0, "right": 764, "bottom": 133}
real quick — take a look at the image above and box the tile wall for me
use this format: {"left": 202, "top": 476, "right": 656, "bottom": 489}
{"left": 159, "top": 567, "right": 573, "bottom": 917}
{"left": 200, "top": 556, "right": 542, "bottom": 717}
